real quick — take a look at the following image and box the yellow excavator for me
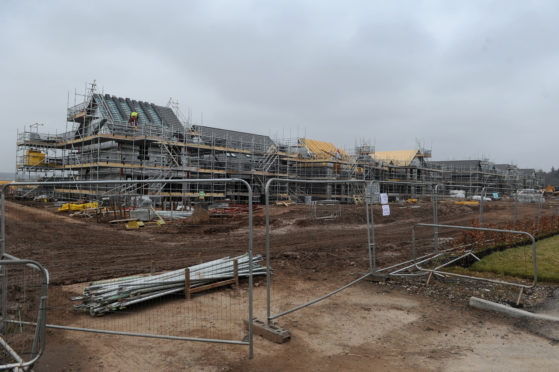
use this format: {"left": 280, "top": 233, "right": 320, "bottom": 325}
{"left": 544, "top": 185, "right": 558, "bottom": 196}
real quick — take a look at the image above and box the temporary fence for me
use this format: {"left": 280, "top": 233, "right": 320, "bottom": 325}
{"left": 381, "top": 223, "right": 538, "bottom": 303}
{"left": 0, "top": 258, "right": 48, "bottom": 371}
{"left": 431, "top": 184, "right": 559, "bottom": 251}
{"left": 261, "top": 178, "right": 500, "bottom": 325}
{"left": 368, "top": 182, "right": 548, "bottom": 299}
{"left": 264, "top": 179, "right": 375, "bottom": 326}
{"left": 308, "top": 200, "right": 342, "bottom": 220}
{"left": 1, "top": 178, "right": 256, "bottom": 359}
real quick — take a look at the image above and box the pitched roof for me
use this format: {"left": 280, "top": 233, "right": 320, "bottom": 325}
{"left": 299, "top": 138, "right": 349, "bottom": 160}
{"left": 191, "top": 125, "right": 275, "bottom": 151}
{"left": 85, "top": 94, "right": 185, "bottom": 133}
{"left": 518, "top": 168, "right": 536, "bottom": 175}
{"left": 372, "top": 150, "right": 421, "bottom": 167}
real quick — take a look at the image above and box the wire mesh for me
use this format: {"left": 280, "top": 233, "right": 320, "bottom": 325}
{"left": 0, "top": 260, "right": 46, "bottom": 367}
{"left": 2, "top": 180, "right": 255, "bottom": 354}
{"left": 264, "top": 180, "right": 373, "bottom": 324}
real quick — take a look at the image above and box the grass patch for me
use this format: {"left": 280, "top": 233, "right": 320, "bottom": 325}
{"left": 460, "top": 234, "right": 559, "bottom": 283}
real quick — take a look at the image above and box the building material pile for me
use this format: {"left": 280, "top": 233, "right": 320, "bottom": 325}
{"left": 57, "top": 201, "right": 99, "bottom": 212}
{"left": 72, "top": 254, "right": 267, "bottom": 316}
{"left": 209, "top": 204, "right": 261, "bottom": 217}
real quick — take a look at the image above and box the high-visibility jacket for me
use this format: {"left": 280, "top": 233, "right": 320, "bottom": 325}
{"left": 131, "top": 112, "right": 138, "bottom": 118}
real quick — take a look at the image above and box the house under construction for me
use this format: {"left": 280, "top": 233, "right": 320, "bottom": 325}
{"left": 15, "top": 85, "right": 544, "bottom": 204}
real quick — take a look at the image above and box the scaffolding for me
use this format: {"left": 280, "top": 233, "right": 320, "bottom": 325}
{"left": 15, "top": 84, "right": 544, "bottom": 204}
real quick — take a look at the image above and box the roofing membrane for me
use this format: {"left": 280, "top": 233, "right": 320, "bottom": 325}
{"left": 372, "top": 149, "right": 420, "bottom": 167}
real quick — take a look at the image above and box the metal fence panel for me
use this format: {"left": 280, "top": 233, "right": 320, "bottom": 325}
{"left": 2, "top": 179, "right": 255, "bottom": 358}
{"left": 264, "top": 179, "right": 374, "bottom": 325}
{"left": 0, "top": 259, "right": 48, "bottom": 370}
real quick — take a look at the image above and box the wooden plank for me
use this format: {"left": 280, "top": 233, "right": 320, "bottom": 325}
{"left": 150, "top": 207, "right": 164, "bottom": 222}
{"left": 185, "top": 268, "right": 191, "bottom": 300}
{"left": 189, "top": 279, "right": 236, "bottom": 294}
{"left": 109, "top": 218, "right": 137, "bottom": 224}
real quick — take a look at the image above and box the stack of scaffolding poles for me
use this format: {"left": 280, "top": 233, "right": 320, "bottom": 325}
{"left": 73, "top": 254, "right": 267, "bottom": 316}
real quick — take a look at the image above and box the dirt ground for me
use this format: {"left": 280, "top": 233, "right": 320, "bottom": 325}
{"left": 36, "top": 280, "right": 559, "bottom": 372}
{"left": 6, "top": 200, "right": 556, "bottom": 285}
{"left": 3, "top": 199, "right": 559, "bottom": 371}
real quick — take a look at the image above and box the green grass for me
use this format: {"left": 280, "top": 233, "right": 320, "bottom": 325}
{"left": 462, "top": 234, "right": 559, "bottom": 283}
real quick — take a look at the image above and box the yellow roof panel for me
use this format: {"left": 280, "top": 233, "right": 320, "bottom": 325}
{"left": 372, "top": 150, "right": 420, "bottom": 167}
{"left": 299, "top": 138, "right": 349, "bottom": 160}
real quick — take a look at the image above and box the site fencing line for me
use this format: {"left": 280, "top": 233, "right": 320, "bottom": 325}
{"left": 308, "top": 200, "right": 342, "bottom": 220}
{"left": 264, "top": 178, "right": 374, "bottom": 325}
{"left": 261, "top": 178, "right": 549, "bottom": 328}
{"left": 1, "top": 178, "right": 255, "bottom": 359}
{"left": 0, "top": 258, "right": 48, "bottom": 371}
{"left": 433, "top": 184, "right": 488, "bottom": 253}
{"left": 409, "top": 223, "right": 538, "bottom": 289}
{"left": 365, "top": 182, "right": 549, "bottom": 288}
{"left": 432, "top": 184, "right": 552, "bottom": 251}
{"left": 262, "top": 178, "right": 492, "bottom": 324}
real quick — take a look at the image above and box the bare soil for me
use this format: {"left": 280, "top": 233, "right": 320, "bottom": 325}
{"left": 4, "top": 199, "right": 559, "bottom": 371}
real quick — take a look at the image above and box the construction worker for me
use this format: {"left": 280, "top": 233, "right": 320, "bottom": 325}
{"left": 128, "top": 111, "right": 138, "bottom": 129}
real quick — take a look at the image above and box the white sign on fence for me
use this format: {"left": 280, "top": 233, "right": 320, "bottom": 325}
{"left": 366, "top": 182, "right": 380, "bottom": 203}
{"left": 380, "top": 193, "right": 389, "bottom": 205}
{"left": 382, "top": 204, "right": 390, "bottom": 216}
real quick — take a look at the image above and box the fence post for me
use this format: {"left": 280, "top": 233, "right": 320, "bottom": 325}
{"left": 1, "top": 188, "right": 5, "bottom": 256}
{"left": 433, "top": 185, "right": 439, "bottom": 253}
{"left": 479, "top": 186, "right": 486, "bottom": 226}
{"left": 537, "top": 193, "right": 543, "bottom": 233}
{"left": 246, "top": 182, "right": 254, "bottom": 360}
{"left": 365, "top": 198, "right": 375, "bottom": 273}
{"left": 369, "top": 187, "right": 376, "bottom": 273}
{"left": 265, "top": 181, "right": 272, "bottom": 327}
{"left": 1, "top": 189, "right": 6, "bottom": 332}
{"left": 513, "top": 191, "right": 518, "bottom": 224}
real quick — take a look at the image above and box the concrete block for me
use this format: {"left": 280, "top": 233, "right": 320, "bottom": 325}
{"left": 244, "top": 318, "right": 291, "bottom": 344}
{"left": 130, "top": 208, "right": 152, "bottom": 221}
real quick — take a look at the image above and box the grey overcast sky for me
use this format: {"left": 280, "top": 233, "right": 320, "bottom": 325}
{"left": 1, "top": 0, "right": 558, "bottom": 173}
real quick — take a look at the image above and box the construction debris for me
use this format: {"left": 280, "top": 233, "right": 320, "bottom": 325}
{"left": 455, "top": 201, "right": 480, "bottom": 206}
{"left": 108, "top": 218, "right": 137, "bottom": 224}
{"left": 72, "top": 254, "right": 268, "bottom": 316}
{"left": 57, "top": 202, "right": 99, "bottom": 212}
{"left": 125, "top": 220, "right": 144, "bottom": 229}
{"left": 210, "top": 204, "right": 261, "bottom": 217}
{"left": 129, "top": 208, "right": 153, "bottom": 221}
{"left": 184, "top": 205, "right": 210, "bottom": 224}
{"left": 275, "top": 200, "right": 295, "bottom": 207}
{"left": 155, "top": 210, "right": 193, "bottom": 219}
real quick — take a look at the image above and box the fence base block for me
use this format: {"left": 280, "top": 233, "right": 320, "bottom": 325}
{"left": 244, "top": 318, "right": 291, "bottom": 344}
{"left": 367, "top": 273, "right": 389, "bottom": 282}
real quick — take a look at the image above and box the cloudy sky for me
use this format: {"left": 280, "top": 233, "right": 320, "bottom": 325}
{"left": 1, "top": 0, "right": 558, "bottom": 173}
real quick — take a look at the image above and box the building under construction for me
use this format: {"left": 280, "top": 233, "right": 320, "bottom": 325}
{"left": 15, "top": 85, "right": 544, "bottom": 204}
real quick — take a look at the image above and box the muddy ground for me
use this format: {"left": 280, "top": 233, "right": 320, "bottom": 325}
{"left": 3, "top": 199, "right": 559, "bottom": 371}
{"left": 6, "top": 200, "right": 557, "bottom": 285}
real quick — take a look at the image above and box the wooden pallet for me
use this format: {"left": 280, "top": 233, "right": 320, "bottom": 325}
{"left": 184, "top": 259, "right": 239, "bottom": 299}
